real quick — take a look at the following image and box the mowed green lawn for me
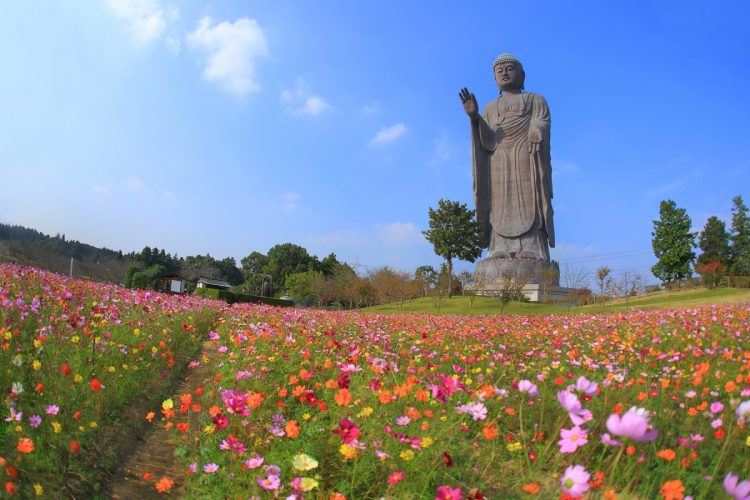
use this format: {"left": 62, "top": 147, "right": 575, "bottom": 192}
{"left": 363, "top": 287, "right": 750, "bottom": 315}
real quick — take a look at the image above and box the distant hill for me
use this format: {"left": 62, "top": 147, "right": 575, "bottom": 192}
{"left": 0, "top": 223, "right": 136, "bottom": 283}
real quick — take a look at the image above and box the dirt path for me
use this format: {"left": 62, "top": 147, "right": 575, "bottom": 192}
{"left": 107, "top": 341, "right": 216, "bottom": 499}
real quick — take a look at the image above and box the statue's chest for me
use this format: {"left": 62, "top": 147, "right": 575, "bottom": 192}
{"left": 491, "top": 96, "right": 527, "bottom": 128}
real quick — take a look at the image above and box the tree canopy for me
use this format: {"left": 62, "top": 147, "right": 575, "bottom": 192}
{"left": 651, "top": 200, "right": 696, "bottom": 284}
{"left": 697, "top": 216, "right": 730, "bottom": 267}
{"left": 422, "top": 199, "right": 483, "bottom": 297}
{"left": 730, "top": 195, "right": 750, "bottom": 275}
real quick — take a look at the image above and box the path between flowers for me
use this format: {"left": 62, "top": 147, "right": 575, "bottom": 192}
{"left": 107, "top": 340, "right": 217, "bottom": 499}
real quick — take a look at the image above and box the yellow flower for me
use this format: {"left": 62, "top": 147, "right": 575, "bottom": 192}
{"left": 421, "top": 437, "right": 434, "bottom": 448}
{"left": 32, "top": 360, "right": 41, "bottom": 371}
{"left": 133, "top": 328, "right": 140, "bottom": 336}
{"left": 400, "top": 450, "right": 415, "bottom": 461}
{"left": 506, "top": 441, "right": 522, "bottom": 452}
{"left": 74, "top": 374, "right": 83, "bottom": 383}
{"left": 122, "top": 364, "right": 129, "bottom": 370}
{"left": 358, "top": 407, "right": 374, "bottom": 417}
{"left": 300, "top": 478, "right": 319, "bottom": 491}
{"left": 33, "top": 484, "right": 43, "bottom": 496}
{"left": 33, "top": 339, "right": 42, "bottom": 349}
{"left": 71, "top": 335, "right": 80, "bottom": 343}
{"left": 52, "top": 421, "right": 61, "bottom": 433}
{"left": 292, "top": 453, "right": 319, "bottom": 471}
{"left": 746, "top": 435, "right": 750, "bottom": 447}
{"left": 151, "top": 347, "right": 158, "bottom": 353}
{"left": 107, "top": 366, "right": 116, "bottom": 373}
{"left": 339, "top": 444, "right": 357, "bottom": 460}
{"left": 89, "top": 421, "right": 97, "bottom": 428}
{"left": 162, "top": 398, "right": 174, "bottom": 410}
{"left": 203, "top": 425, "right": 215, "bottom": 434}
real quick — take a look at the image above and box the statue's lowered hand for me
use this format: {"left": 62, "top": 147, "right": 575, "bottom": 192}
{"left": 528, "top": 128, "right": 542, "bottom": 154}
{"left": 459, "top": 87, "right": 479, "bottom": 118}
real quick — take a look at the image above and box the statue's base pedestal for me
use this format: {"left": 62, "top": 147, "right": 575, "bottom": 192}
{"left": 468, "top": 283, "right": 577, "bottom": 304}
{"left": 474, "top": 254, "right": 559, "bottom": 287}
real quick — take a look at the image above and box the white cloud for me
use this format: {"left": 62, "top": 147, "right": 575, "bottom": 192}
{"left": 281, "top": 79, "right": 331, "bottom": 116}
{"left": 362, "top": 99, "right": 380, "bottom": 115}
{"left": 555, "top": 160, "right": 582, "bottom": 176}
{"left": 428, "top": 133, "right": 453, "bottom": 165}
{"left": 107, "top": 0, "right": 169, "bottom": 46}
{"left": 283, "top": 192, "right": 300, "bottom": 211}
{"left": 125, "top": 176, "right": 145, "bottom": 190}
{"left": 369, "top": 123, "right": 407, "bottom": 146}
{"left": 187, "top": 16, "right": 268, "bottom": 97}
{"left": 92, "top": 185, "right": 109, "bottom": 195}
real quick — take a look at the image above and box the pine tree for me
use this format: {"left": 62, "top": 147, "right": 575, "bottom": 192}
{"left": 651, "top": 200, "right": 696, "bottom": 285}
{"left": 422, "top": 199, "right": 484, "bottom": 297}
{"left": 730, "top": 195, "right": 750, "bottom": 275}
{"left": 696, "top": 216, "right": 730, "bottom": 267}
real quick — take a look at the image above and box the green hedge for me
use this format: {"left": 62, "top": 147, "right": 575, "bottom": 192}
{"left": 194, "top": 287, "right": 294, "bottom": 307}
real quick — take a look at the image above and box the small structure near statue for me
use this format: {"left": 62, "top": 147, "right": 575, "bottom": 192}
{"left": 460, "top": 53, "right": 573, "bottom": 302}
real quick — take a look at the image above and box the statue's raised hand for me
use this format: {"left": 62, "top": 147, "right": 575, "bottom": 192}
{"left": 459, "top": 87, "right": 479, "bottom": 119}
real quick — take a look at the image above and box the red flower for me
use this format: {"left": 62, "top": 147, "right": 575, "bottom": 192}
{"left": 442, "top": 451, "right": 453, "bottom": 468}
{"left": 90, "top": 378, "right": 103, "bottom": 391}
{"left": 70, "top": 440, "right": 80, "bottom": 454}
{"left": 332, "top": 418, "right": 361, "bottom": 444}
{"left": 60, "top": 362, "right": 71, "bottom": 376}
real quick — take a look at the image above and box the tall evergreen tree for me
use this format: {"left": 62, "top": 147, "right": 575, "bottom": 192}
{"left": 730, "top": 195, "right": 750, "bottom": 275}
{"left": 651, "top": 200, "right": 696, "bottom": 285}
{"left": 696, "top": 216, "right": 730, "bottom": 267}
{"left": 422, "top": 199, "right": 483, "bottom": 297}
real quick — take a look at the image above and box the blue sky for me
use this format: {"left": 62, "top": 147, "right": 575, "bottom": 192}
{"left": 1, "top": 1, "right": 748, "bottom": 286}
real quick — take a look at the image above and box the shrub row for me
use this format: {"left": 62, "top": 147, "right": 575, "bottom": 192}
{"left": 194, "top": 287, "right": 294, "bottom": 307}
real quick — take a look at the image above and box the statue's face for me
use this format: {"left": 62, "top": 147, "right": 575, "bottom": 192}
{"left": 494, "top": 62, "right": 522, "bottom": 92}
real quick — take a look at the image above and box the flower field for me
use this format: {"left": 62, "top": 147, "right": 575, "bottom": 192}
{"left": 2, "top": 263, "right": 750, "bottom": 498}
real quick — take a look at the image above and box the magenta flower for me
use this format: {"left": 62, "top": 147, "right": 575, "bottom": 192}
{"left": 710, "top": 401, "right": 724, "bottom": 414}
{"left": 574, "top": 376, "right": 598, "bottom": 396}
{"left": 605, "top": 407, "right": 658, "bottom": 442}
{"left": 45, "top": 405, "right": 60, "bottom": 415}
{"left": 28, "top": 415, "right": 42, "bottom": 428}
{"left": 244, "top": 455, "right": 264, "bottom": 469}
{"left": 395, "top": 415, "right": 411, "bottom": 426}
{"left": 333, "top": 418, "right": 361, "bottom": 444}
{"left": 257, "top": 474, "right": 281, "bottom": 490}
{"left": 561, "top": 464, "right": 590, "bottom": 497}
{"left": 724, "top": 472, "right": 750, "bottom": 500}
{"left": 435, "top": 485, "right": 463, "bottom": 500}
{"left": 736, "top": 400, "right": 750, "bottom": 424}
{"left": 557, "top": 390, "right": 591, "bottom": 425}
{"left": 558, "top": 426, "right": 588, "bottom": 453}
{"left": 518, "top": 379, "right": 539, "bottom": 398}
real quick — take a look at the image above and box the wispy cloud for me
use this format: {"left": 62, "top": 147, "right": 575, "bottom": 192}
{"left": 281, "top": 79, "right": 331, "bottom": 116}
{"left": 187, "top": 16, "right": 268, "bottom": 97}
{"left": 428, "top": 133, "right": 453, "bottom": 165}
{"left": 107, "top": 0, "right": 173, "bottom": 47}
{"left": 362, "top": 99, "right": 380, "bottom": 115}
{"left": 369, "top": 123, "right": 407, "bottom": 146}
{"left": 643, "top": 168, "right": 702, "bottom": 198}
{"left": 282, "top": 192, "right": 300, "bottom": 211}
{"left": 125, "top": 176, "right": 145, "bottom": 191}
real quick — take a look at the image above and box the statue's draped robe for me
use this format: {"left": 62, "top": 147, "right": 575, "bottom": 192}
{"left": 471, "top": 92, "right": 555, "bottom": 259}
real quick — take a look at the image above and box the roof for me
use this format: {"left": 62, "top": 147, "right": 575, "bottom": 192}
{"left": 197, "top": 277, "right": 232, "bottom": 288}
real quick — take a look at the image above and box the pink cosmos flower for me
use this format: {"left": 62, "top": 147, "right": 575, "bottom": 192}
{"left": 561, "top": 464, "right": 590, "bottom": 498}
{"left": 257, "top": 474, "right": 280, "bottom": 490}
{"left": 558, "top": 426, "right": 588, "bottom": 453}
{"left": 396, "top": 415, "right": 411, "bottom": 426}
{"left": 203, "top": 463, "right": 219, "bottom": 473}
{"left": 736, "top": 400, "right": 750, "bottom": 424}
{"left": 244, "top": 456, "right": 264, "bottom": 469}
{"left": 710, "top": 401, "right": 724, "bottom": 414}
{"left": 45, "top": 405, "right": 60, "bottom": 415}
{"left": 574, "top": 376, "right": 598, "bottom": 396}
{"left": 605, "top": 407, "right": 658, "bottom": 442}
{"left": 724, "top": 472, "right": 750, "bottom": 500}
{"left": 557, "top": 390, "right": 592, "bottom": 425}
{"left": 457, "top": 402, "right": 488, "bottom": 421}
{"left": 518, "top": 380, "right": 539, "bottom": 398}
{"left": 387, "top": 471, "right": 405, "bottom": 486}
{"left": 435, "top": 485, "right": 463, "bottom": 500}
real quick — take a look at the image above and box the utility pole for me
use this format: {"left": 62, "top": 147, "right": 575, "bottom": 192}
{"left": 69, "top": 257, "right": 74, "bottom": 277}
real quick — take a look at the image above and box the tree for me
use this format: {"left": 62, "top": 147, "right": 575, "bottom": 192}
{"left": 216, "top": 257, "right": 244, "bottom": 286}
{"left": 414, "top": 265, "right": 437, "bottom": 297}
{"left": 697, "top": 216, "right": 730, "bottom": 267}
{"left": 263, "top": 243, "right": 316, "bottom": 288}
{"left": 595, "top": 266, "right": 612, "bottom": 302}
{"left": 241, "top": 251, "right": 268, "bottom": 277}
{"left": 651, "top": 200, "right": 696, "bottom": 285}
{"left": 730, "top": 195, "right": 750, "bottom": 276}
{"left": 422, "top": 199, "right": 484, "bottom": 298}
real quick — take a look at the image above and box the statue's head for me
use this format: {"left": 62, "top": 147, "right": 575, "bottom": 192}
{"left": 493, "top": 53, "right": 525, "bottom": 92}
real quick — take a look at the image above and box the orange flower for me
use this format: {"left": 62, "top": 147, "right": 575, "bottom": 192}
{"left": 522, "top": 482, "right": 540, "bottom": 494}
{"left": 660, "top": 479, "right": 685, "bottom": 500}
{"left": 143, "top": 472, "right": 153, "bottom": 480}
{"left": 415, "top": 388, "right": 430, "bottom": 402}
{"left": 247, "top": 392, "right": 264, "bottom": 409}
{"left": 285, "top": 420, "right": 300, "bottom": 438}
{"left": 155, "top": 477, "right": 174, "bottom": 493}
{"left": 177, "top": 422, "right": 189, "bottom": 433}
{"left": 657, "top": 449, "right": 676, "bottom": 461}
{"left": 725, "top": 380, "right": 736, "bottom": 392}
{"left": 603, "top": 489, "right": 618, "bottom": 500}
{"left": 625, "top": 445, "right": 636, "bottom": 456}
{"left": 70, "top": 440, "right": 80, "bottom": 454}
{"left": 329, "top": 494, "right": 347, "bottom": 500}
{"left": 208, "top": 405, "right": 221, "bottom": 416}
{"left": 146, "top": 411, "right": 155, "bottom": 422}
{"left": 378, "top": 390, "right": 393, "bottom": 404}
{"left": 482, "top": 422, "right": 499, "bottom": 440}
{"left": 335, "top": 389, "right": 352, "bottom": 406}
{"left": 589, "top": 470, "right": 604, "bottom": 489}
{"left": 17, "top": 438, "right": 34, "bottom": 454}
{"left": 505, "top": 407, "right": 516, "bottom": 416}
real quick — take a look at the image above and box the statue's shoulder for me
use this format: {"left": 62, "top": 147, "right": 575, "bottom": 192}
{"left": 524, "top": 92, "right": 548, "bottom": 104}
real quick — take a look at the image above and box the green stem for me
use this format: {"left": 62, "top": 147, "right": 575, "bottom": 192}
{"left": 606, "top": 443, "right": 626, "bottom": 479}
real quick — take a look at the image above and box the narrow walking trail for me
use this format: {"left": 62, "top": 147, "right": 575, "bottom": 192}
{"left": 107, "top": 340, "right": 217, "bottom": 498}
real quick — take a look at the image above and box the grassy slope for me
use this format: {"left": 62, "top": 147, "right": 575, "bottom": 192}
{"left": 363, "top": 287, "right": 750, "bottom": 316}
